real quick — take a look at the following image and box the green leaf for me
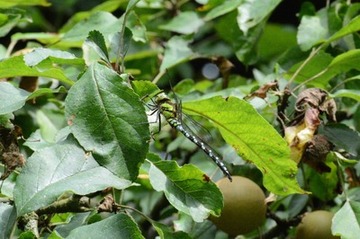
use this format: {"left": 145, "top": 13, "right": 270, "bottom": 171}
{"left": 160, "top": 11, "right": 204, "bottom": 35}
{"left": 66, "top": 213, "right": 144, "bottom": 239}
{"left": 183, "top": 96, "right": 305, "bottom": 195}
{"left": 131, "top": 80, "right": 161, "bottom": 99}
{"left": 328, "top": 49, "right": 360, "bottom": 74}
{"left": 332, "top": 200, "right": 360, "bottom": 238}
{"left": 23, "top": 48, "right": 83, "bottom": 67}
{"left": 0, "top": 0, "right": 50, "bottom": 8}
{"left": 0, "top": 56, "right": 74, "bottom": 85}
{"left": 85, "top": 30, "right": 110, "bottom": 63}
{"left": 62, "top": 11, "right": 121, "bottom": 42}
{"left": 0, "top": 8, "right": 29, "bottom": 37}
{"left": 331, "top": 89, "right": 360, "bottom": 102}
{"left": 306, "top": 163, "right": 338, "bottom": 201}
{"left": 65, "top": 63, "right": 150, "bottom": 181}
{"left": 148, "top": 158, "right": 223, "bottom": 222}
{"left": 321, "top": 124, "right": 360, "bottom": 158}
{"left": 204, "top": 0, "right": 243, "bottom": 21}
{"left": 286, "top": 51, "right": 334, "bottom": 87}
{"left": 0, "top": 203, "right": 16, "bottom": 239}
{"left": 152, "top": 221, "right": 191, "bottom": 239}
{"left": 126, "top": 11, "right": 147, "bottom": 43}
{"left": 160, "top": 36, "right": 195, "bottom": 72}
{"left": 297, "top": 12, "right": 328, "bottom": 51}
{"left": 13, "top": 137, "right": 131, "bottom": 216}
{"left": 0, "top": 82, "right": 29, "bottom": 115}
{"left": 237, "top": 0, "right": 282, "bottom": 34}
{"left": 326, "top": 15, "right": 360, "bottom": 44}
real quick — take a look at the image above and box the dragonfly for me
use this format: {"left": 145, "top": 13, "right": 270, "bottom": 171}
{"left": 148, "top": 91, "right": 232, "bottom": 181}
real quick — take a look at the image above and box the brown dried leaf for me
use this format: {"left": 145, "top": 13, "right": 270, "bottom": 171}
{"left": 0, "top": 126, "right": 25, "bottom": 180}
{"left": 245, "top": 81, "right": 279, "bottom": 100}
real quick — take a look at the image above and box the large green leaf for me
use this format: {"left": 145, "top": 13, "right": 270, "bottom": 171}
{"left": 66, "top": 213, "right": 144, "bottom": 239}
{"left": 159, "top": 36, "right": 195, "bottom": 72}
{"left": 331, "top": 89, "right": 360, "bottom": 102}
{"left": 285, "top": 51, "right": 334, "bottom": 87}
{"left": 62, "top": 11, "right": 121, "bottom": 42}
{"left": 0, "top": 82, "right": 29, "bottom": 115}
{"left": 0, "top": 0, "right": 49, "bottom": 8}
{"left": 0, "top": 204, "right": 16, "bottom": 239}
{"left": 160, "top": 11, "right": 204, "bottom": 35}
{"left": 183, "top": 96, "right": 305, "bottom": 195}
{"left": 13, "top": 137, "right": 131, "bottom": 216}
{"left": 148, "top": 156, "right": 223, "bottom": 223}
{"left": 0, "top": 8, "right": 29, "bottom": 37}
{"left": 297, "top": 12, "right": 328, "bottom": 51}
{"left": 326, "top": 15, "right": 360, "bottom": 44}
{"left": 65, "top": 63, "right": 150, "bottom": 181}
{"left": 0, "top": 56, "right": 74, "bottom": 85}
{"left": 332, "top": 199, "right": 360, "bottom": 238}
{"left": 23, "top": 48, "right": 84, "bottom": 67}
{"left": 152, "top": 221, "right": 191, "bottom": 239}
{"left": 204, "top": 0, "right": 243, "bottom": 21}
{"left": 321, "top": 124, "right": 360, "bottom": 158}
{"left": 237, "top": 0, "right": 282, "bottom": 34}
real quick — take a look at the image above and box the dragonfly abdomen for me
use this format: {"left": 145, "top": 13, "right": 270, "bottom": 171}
{"left": 167, "top": 117, "right": 232, "bottom": 181}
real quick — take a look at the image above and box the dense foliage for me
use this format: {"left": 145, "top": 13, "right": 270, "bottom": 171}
{"left": 0, "top": 0, "right": 360, "bottom": 238}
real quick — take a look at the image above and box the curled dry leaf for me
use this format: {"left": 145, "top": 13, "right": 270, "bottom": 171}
{"left": 295, "top": 88, "right": 337, "bottom": 121}
{"left": 244, "top": 81, "right": 279, "bottom": 100}
{"left": 284, "top": 108, "right": 320, "bottom": 163}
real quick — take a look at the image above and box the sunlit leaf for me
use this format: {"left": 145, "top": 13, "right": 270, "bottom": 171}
{"left": 67, "top": 213, "right": 144, "bottom": 239}
{"left": 0, "top": 56, "right": 74, "bottom": 85}
{"left": 148, "top": 156, "right": 223, "bottom": 223}
{"left": 326, "top": 15, "right": 360, "bottom": 44}
{"left": 0, "top": 0, "right": 50, "bottom": 8}
{"left": 331, "top": 89, "right": 360, "bottom": 102}
{"left": 65, "top": 63, "right": 150, "bottom": 181}
{"left": 183, "top": 96, "right": 305, "bottom": 195}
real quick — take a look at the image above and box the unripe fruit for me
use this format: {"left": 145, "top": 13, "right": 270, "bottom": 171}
{"left": 210, "top": 176, "right": 266, "bottom": 236}
{"left": 296, "top": 210, "right": 340, "bottom": 239}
